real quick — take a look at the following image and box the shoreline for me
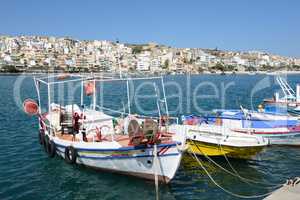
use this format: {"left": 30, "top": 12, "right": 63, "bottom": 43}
{"left": 2, "top": 70, "right": 300, "bottom": 76}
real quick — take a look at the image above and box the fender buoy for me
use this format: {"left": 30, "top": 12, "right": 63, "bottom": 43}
{"left": 46, "top": 140, "right": 56, "bottom": 158}
{"left": 65, "top": 146, "right": 77, "bottom": 164}
{"left": 38, "top": 130, "right": 45, "bottom": 145}
{"left": 44, "top": 135, "right": 50, "bottom": 152}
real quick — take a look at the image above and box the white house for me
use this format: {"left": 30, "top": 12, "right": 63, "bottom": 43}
{"left": 159, "top": 52, "right": 173, "bottom": 66}
{"left": 150, "top": 57, "right": 161, "bottom": 71}
{"left": 136, "top": 51, "right": 151, "bottom": 71}
{"left": 258, "top": 59, "right": 268, "bottom": 66}
{"left": 232, "top": 56, "right": 246, "bottom": 65}
{"left": 191, "top": 49, "right": 206, "bottom": 60}
{"left": 261, "top": 54, "right": 270, "bottom": 62}
{"left": 63, "top": 47, "right": 69, "bottom": 54}
{"left": 29, "top": 60, "right": 36, "bottom": 67}
{"left": 3, "top": 54, "right": 12, "bottom": 63}
{"left": 294, "top": 59, "right": 300, "bottom": 66}
{"left": 65, "top": 58, "right": 75, "bottom": 67}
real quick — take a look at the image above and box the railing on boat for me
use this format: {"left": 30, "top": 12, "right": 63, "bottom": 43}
{"left": 34, "top": 73, "right": 177, "bottom": 142}
{"left": 96, "top": 105, "right": 179, "bottom": 124}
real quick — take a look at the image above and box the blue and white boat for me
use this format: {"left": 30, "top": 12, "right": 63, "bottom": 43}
{"left": 23, "top": 74, "right": 186, "bottom": 183}
{"left": 183, "top": 107, "right": 300, "bottom": 146}
{"left": 263, "top": 76, "right": 300, "bottom": 116}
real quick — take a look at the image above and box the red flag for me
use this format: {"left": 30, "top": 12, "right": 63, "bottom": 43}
{"left": 84, "top": 81, "right": 95, "bottom": 96}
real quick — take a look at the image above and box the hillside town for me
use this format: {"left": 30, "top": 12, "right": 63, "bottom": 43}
{"left": 1, "top": 35, "right": 300, "bottom": 74}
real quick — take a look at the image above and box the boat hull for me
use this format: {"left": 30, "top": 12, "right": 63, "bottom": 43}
{"left": 234, "top": 130, "right": 300, "bottom": 145}
{"left": 187, "top": 139, "right": 265, "bottom": 159}
{"left": 257, "top": 133, "right": 300, "bottom": 146}
{"left": 264, "top": 99, "right": 300, "bottom": 107}
{"left": 54, "top": 139, "right": 183, "bottom": 183}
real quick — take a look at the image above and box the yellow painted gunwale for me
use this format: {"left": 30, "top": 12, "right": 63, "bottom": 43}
{"left": 187, "top": 139, "right": 264, "bottom": 159}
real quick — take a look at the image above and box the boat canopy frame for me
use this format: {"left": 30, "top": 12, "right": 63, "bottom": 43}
{"left": 33, "top": 74, "right": 175, "bottom": 132}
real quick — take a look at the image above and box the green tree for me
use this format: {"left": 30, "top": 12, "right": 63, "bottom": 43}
{"left": 163, "top": 59, "right": 169, "bottom": 69}
{"left": 292, "top": 65, "right": 300, "bottom": 70}
{"left": 3, "top": 65, "right": 20, "bottom": 73}
{"left": 212, "top": 62, "right": 225, "bottom": 71}
{"left": 197, "top": 67, "right": 204, "bottom": 73}
{"left": 260, "top": 65, "right": 273, "bottom": 71}
{"left": 226, "top": 65, "right": 235, "bottom": 71}
{"left": 132, "top": 46, "right": 143, "bottom": 54}
{"left": 128, "top": 66, "right": 136, "bottom": 73}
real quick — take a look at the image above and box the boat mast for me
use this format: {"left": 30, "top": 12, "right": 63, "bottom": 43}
{"left": 47, "top": 82, "right": 52, "bottom": 134}
{"left": 126, "top": 78, "right": 131, "bottom": 114}
{"left": 161, "top": 76, "right": 169, "bottom": 117}
{"left": 33, "top": 77, "right": 42, "bottom": 114}
{"left": 93, "top": 78, "right": 96, "bottom": 110}
{"left": 154, "top": 83, "right": 162, "bottom": 119}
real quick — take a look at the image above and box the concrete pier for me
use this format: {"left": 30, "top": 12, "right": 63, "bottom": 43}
{"left": 264, "top": 178, "right": 300, "bottom": 200}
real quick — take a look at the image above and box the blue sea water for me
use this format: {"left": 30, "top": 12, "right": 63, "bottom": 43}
{"left": 0, "top": 74, "right": 300, "bottom": 200}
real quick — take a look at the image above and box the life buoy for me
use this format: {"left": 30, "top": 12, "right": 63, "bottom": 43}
{"left": 23, "top": 99, "right": 39, "bottom": 116}
{"left": 64, "top": 146, "right": 77, "bottom": 164}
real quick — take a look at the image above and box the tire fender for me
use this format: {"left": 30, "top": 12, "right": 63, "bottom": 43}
{"left": 64, "top": 146, "right": 77, "bottom": 164}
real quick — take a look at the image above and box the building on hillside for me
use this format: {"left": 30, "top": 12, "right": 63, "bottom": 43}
{"left": 294, "top": 59, "right": 300, "bottom": 66}
{"left": 231, "top": 56, "right": 247, "bottom": 66}
{"left": 150, "top": 57, "right": 161, "bottom": 72}
{"left": 3, "top": 54, "right": 12, "bottom": 63}
{"left": 136, "top": 51, "right": 151, "bottom": 71}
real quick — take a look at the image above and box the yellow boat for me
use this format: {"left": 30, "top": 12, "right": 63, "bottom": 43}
{"left": 185, "top": 124, "right": 267, "bottom": 159}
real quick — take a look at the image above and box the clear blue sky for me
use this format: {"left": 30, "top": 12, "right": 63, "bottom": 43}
{"left": 1, "top": 0, "right": 299, "bottom": 57}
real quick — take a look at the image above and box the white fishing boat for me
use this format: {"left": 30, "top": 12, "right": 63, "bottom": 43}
{"left": 264, "top": 76, "right": 300, "bottom": 108}
{"left": 182, "top": 117, "right": 267, "bottom": 159}
{"left": 23, "top": 74, "right": 186, "bottom": 183}
{"left": 263, "top": 76, "right": 300, "bottom": 116}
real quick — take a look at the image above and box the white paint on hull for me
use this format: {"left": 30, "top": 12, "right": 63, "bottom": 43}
{"left": 55, "top": 143, "right": 182, "bottom": 182}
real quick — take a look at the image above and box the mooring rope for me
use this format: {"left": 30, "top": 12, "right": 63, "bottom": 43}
{"left": 189, "top": 150, "right": 276, "bottom": 199}
{"left": 218, "top": 143, "right": 282, "bottom": 189}
{"left": 153, "top": 144, "right": 159, "bottom": 200}
{"left": 191, "top": 140, "right": 282, "bottom": 189}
